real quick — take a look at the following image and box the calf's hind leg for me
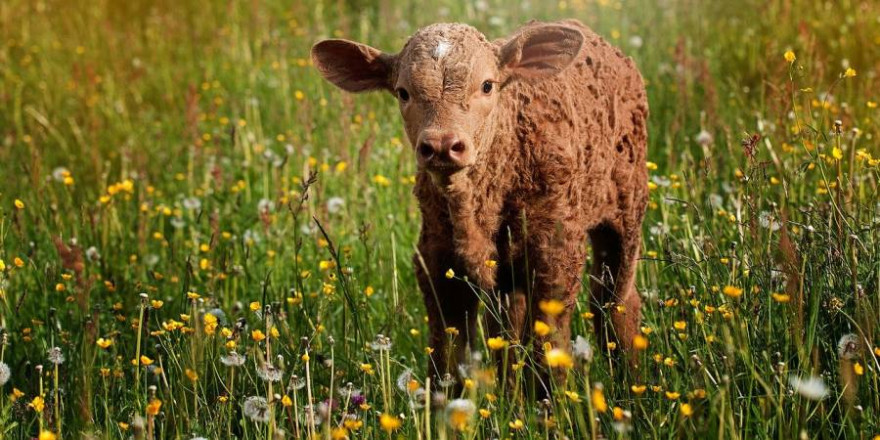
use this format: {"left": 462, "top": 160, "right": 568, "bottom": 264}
{"left": 588, "top": 222, "right": 642, "bottom": 353}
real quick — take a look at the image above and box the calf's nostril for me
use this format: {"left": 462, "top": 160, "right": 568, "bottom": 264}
{"left": 418, "top": 143, "right": 435, "bottom": 159}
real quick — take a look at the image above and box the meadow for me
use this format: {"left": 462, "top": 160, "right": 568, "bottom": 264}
{"left": 1, "top": 0, "right": 879, "bottom": 438}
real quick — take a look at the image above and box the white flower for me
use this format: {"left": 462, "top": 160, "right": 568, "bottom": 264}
{"left": 370, "top": 334, "right": 392, "bottom": 352}
{"left": 257, "top": 363, "right": 284, "bottom": 382}
{"left": 220, "top": 352, "right": 246, "bottom": 367}
{"left": 695, "top": 129, "right": 713, "bottom": 147}
{"left": 573, "top": 335, "right": 593, "bottom": 363}
{"left": 85, "top": 246, "right": 101, "bottom": 262}
{"left": 243, "top": 396, "right": 270, "bottom": 423}
{"left": 182, "top": 197, "right": 202, "bottom": 211}
{"left": 52, "top": 167, "right": 70, "bottom": 182}
{"left": 396, "top": 369, "right": 414, "bottom": 392}
{"left": 628, "top": 35, "right": 643, "bottom": 49}
{"left": 837, "top": 334, "right": 862, "bottom": 360}
{"left": 789, "top": 375, "right": 829, "bottom": 401}
{"left": 0, "top": 362, "right": 10, "bottom": 386}
{"left": 758, "top": 211, "right": 781, "bottom": 231}
{"left": 47, "top": 347, "right": 65, "bottom": 365}
{"left": 257, "top": 198, "right": 275, "bottom": 214}
{"left": 288, "top": 375, "right": 306, "bottom": 391}
{"left": 326, "top": 197, "right": 345, "bottom": 214}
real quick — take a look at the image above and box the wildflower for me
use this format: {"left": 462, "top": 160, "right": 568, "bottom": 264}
{"left": 534, "top": 320, "right": 551, "bottom": 336}
{"left": 565, "top": 390, "right": 581, "bottom": 402}
{"left": 257, "top": 363, "right": 284, "bottom": 382}
{"left": 722, "top": 285, "right": 743, "bottom": 298}
{"left": 853, "top": 362, "right": 864, "bottom": 376}
{"left": 446, "top": 398, "right": 476, "bottom": 431}
{"left": 665, "top": 391, "right": 680, "bottom": 400}
{"left": 0, "top": 363, "right": 9, "bottom": 385}
{"left": 372, "top": 175, "right": 391, "bottom": 187}
{"left": 139, "top": 355, "right": 153, "bottom": 366}
{"left": 843, "top": 68, "right": 856, "bottom": 78}
{"left": 151, "top": 300, "right": 164, "bottom": 309}
{"left": 673, "top": 321, "right": 687, "bottom": 331}
{"left": 633, "top": 334, "right": 649, "bottom": 350}
{"left": 509, "top": 419, "right": 525, "bottom": 430}
{"left": 538, "top": 299, "right": 566, "bottom": 316}
{"left": 364, "top": 286, "right": 374, "bottom": 297}
{"left": 288, "top": 375, "right": 306, "bottom": 391}
{"left": 47, "top": 347, "right": 64, "bottom": 365}
{"left": 146, "top": 399, "right": 162, "bottom": 416}
{"left": 203, "top": 313, "right": 218, "bottom": 335}
{"left": 789, "top": 375, "right": 829, "bottom": 401}
{"left": 257, "top": 198, "right": 275, "bottom": 214}
{"left": 243, "top": 396, "right": 270, "bottom": 423}
{"left": 487, "top": 337, "right": 508, "bottom": 350}
{"left": 546, "top": 348, "right": 574, "bottom": 368}
{"left": 832, "top": 147, "right": 844, "bottom": 160}
{"left": 479, "top": 408, "right": 491, "bottom": 418}
{"left": 39, "top": 431, "right": 57, "bottom": 440}
{"left": 14, "top": 199, "right": 24, "bottom": 210}
{"left": 573, "top": 335, "right": 593, "bottom": 362}
{"left": 220, "top": 351, "right": 246, "bottom": 367}
{"left": 370, "top": 334, "right": 392, "bottom": 351}
{"left": 326, "top": 197, "right": 345, "bottom": 214}
{"left": 837, "top": 334, "right": 862, "bottom": 360}
{"left": 251, "top": 329, "right": 266, "bottom": 342}
{"left": 445, "top": 268, "right": 455, "bottom": 279}
{"left": 379, "top": 413, "right": 401, "bottom": 432}
{"left": 771, "top": 292, "right": 790, "bottom": 303}
{"left": 360, "top": 363, "right": 374, "bottom": 375}
{"left": 591, "top": 385, "right": 608, "bottom": 413}
{"left": 784, "top": 50, "right": 796, "bottom": 63}
{"left": 680, "top": 403, "right": 694, "bottom": 417}
{"left": 631, "top": 384, "right": 647, "bottom": 394}
{"left": 185, "top": 369, "right": 199, "bottom": 382}
{"left": 695, "top": 130, "right": 713, "bottom": 146}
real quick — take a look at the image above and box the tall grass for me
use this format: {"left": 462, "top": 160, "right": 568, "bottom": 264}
{"left": 0, "top": 0, "right": 878, "bottom": 438}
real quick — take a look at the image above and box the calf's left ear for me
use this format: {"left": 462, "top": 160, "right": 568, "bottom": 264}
{"left": 499, "top": 24, "right": 584, "bottom": 81}
{"left": 311, "top": 39, "right": 395, "bottom": 93}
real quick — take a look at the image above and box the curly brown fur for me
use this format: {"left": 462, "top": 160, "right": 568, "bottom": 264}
{"left": 313, "top": 19, "right": 648, "bottom": 393}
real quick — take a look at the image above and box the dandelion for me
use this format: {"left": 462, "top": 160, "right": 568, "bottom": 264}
{"left": 695, "top": 130, "right": 713, "bottom": 147}
{"left": 591, "top": 385, "right": 608, "bottom": 413}
{"left": 251, "top": 329, "right": 266, "bottom": 342}
{"left": 257, "top": 198, "right": 275, "bottom": 214}
{"left": 665, "top": 391, "right": 680, "bottom": 400}
{"left": 674, "top": 321, "right": 687, "bottom": 331}
{"left": 146, "top": 398, "right": 162, "bottom": 415}
{"left": 853, "top": 362, "right": 864, "bottom": 376}
{"left": 288, "top": 375, "right": 306, "bottom": 391}
{"left": 243, "top": 396, "right": 270, "bottom": 423}
{"left": 771, "top": 292, "right": 790, "bottom": 303}
{"left": 326, "top": 197, "right": 345, "bottom": 214}
{"left": 838, "top": 334, "right": 862, "bottom": 360}
{"left": 379, "top": 413, "right": 401, "bottom": 432}
{"left": 722, "top": 285, "right": 743, "bottom": 298}
{"left": 0, "top": 363, "right": 10, "bottom": 385}
{"left": 446, "top": 398, "right": 475, "bottom": 431}
{"left": 445, "top": 268, "right": 455, "bottom": 279}
{"left": 487, "top": 337, "right": 508, "bottom": 350}
{"left": 47, "top": 347, "right": 64, "bottom": 365}
{"left": 39, "top": 431, "right": 57, "bottom": 440}
{"left": 539, "top": 299, "right": 566, "bottom": 316}
{"left": 220, "top": 351, "right": 246, "bottom": 367}
{"left": 631, "top": 384, "right": 647, "bottom": 394}
{"left": 545, "top": 348, "right": 574, "bottom": 368}
{"left": 257, "top": 363, "right": 284, "bottom": 382}
{"left": 843, "top": 67, "right": 856, "bottom": 78}
{"left": 508, "top": 419, "right": 524, "bottom": 430}
{"left": 573, "top": 335, "right": 593, "bottom": 362}
{"left": 632, "top": 334, "right": 649, "bottom": 350}
{"left": 14, "top": 199, "right": 24, "bottom": 210}
{"left": 370, "top": 334, "right": 392, "bottom": 351}
{"left": 680, "top": 403, "right": 694, "bottom": 417}
{"left": 182, "top": 197, "right": 202, "bottom": 211}
{"left": 789, "top": 375, "right": 829, "bottom": 401}
{"left": 784, "top": 50, "right": 796, "bottom": 63}
{"left": 534, "top": 320, "right": 551, "bottom": 336}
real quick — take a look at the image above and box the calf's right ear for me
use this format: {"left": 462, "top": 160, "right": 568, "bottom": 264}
{"left": 311, "top": 39, "right": 394, "bottom": 93}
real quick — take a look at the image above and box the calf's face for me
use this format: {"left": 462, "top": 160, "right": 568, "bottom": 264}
{"left": 312, "top": 23, "right": 583, "bottom": 176}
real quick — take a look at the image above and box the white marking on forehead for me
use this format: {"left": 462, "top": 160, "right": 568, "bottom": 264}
{"left": 432, "top": 39, "right": 452, "bottom": 60}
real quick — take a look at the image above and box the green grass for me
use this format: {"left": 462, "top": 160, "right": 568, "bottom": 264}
{"left": 1, "top": 0, "right": 879, "bottom": 438}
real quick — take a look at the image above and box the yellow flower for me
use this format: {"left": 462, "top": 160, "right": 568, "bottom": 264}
{"left": 185, "top": 368, "right": 199, "bottom": 382}
{"left": 39, "top": 431, "right": 57, "bottom": 440}
{"left": 538, "top": 299, "right": 566, "bottom": 316}
{"left": 364, "top": 286, "right": 374, "bottom": 297}
{"left": 360, "top": 363, "right": 374, "bottom": 375}
{"left": 251, "top": 329, "right": 266, "bottom": 342}
{"left": 665, "top": 391, "right": 681, "bottom": 400}
{"left": 330, "top": 427, "right": 348, "bottom": 440}
{"left": 564, "top": 390, "right": 581, "bottom": 402}
{"left": 14, "top": 199, "right": 24, "bottom": 210}
{"left": 372, "top": 175, "right": 391, "bottom": 187}
{"left": 186, "top": 291, "right": 200, "bottom": 300}
{"left": 30, "top": 396, "right": 45, "bottom": 412}
{"left": 151, "top": 300, "right": 164, "bottom": 309}
{"left": 680, "top": 403, "right": 694, "bottom": 417}
{"left": 534, "top": 320, "right": 552, "bottom": 336}
{"left": 508, "top": 419, "right": 524, "bottom": 430}
{"left": 545, "top": 348, "right": 574, "bottom": 369}
{"left": 282, "top": 395, "right": 293, "bottom": 407}
{"left": 96, "top": 338, "right": 113, "bottom": 349}
{"left": 631, "top": 384, "right": 647, "bottom": 394}
{"left": 487, "top": 337, "right": 508, "bottom": 350}
{"left": 484, "top": 259, "right": 497, "bottom": 268}
{"left": 722, "top": 285, "right": 743, "bottom": 298}
{"left": 673, "top": 321, "right": 687, "bottom": 331}
{"left": 633, "top": 334, "right": 649, "bottom": 350}
{"left": 591, "top": 387, "right": 608, "bottom": 413}
{"left": 139, "top": 355, "right": 153, "bottom": 366}
{"left": 249, "top": 301, "right": 261, "bottom": 311}
{"left": 14, "top": 257, "right": 24, "bottom": 268}
{"left": 844, "top": 68, "right": 857, "bottom": 78}
{"left": 784, "top": 50, "right": 796, "bottom": 63}
{"left": 479, "top": 408, "right": 491, "bottom": 418}
{"left": 445, "top": 268, "right": 455, "bottom": 279}
{"left": 203, "top": 313, "right": 218, "bottom": 335}
{"left": 146, "top": 399, "right": 162, "bottom": 416}
{"left": 612, "top": 406, "right": 625, "bottom": 421}
{"left": 854, "top": 362, "right": 864, "bottom": 376}
{"left": 771, "top": 292, "right": 791, "bottom": 303}
{"left": 832, "top": 147, "right": 844, "bottom": 160}
{"left": 379, "top": 413, "right": 401, "bottom": 432}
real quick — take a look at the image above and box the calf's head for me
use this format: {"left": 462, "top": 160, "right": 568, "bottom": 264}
{"left": 312, "top": 23, "right": 583, "bottom": 175}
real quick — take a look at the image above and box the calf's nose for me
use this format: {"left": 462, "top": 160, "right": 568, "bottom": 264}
{"left": 417, "top": 133, "right": 467, "bottom": 166}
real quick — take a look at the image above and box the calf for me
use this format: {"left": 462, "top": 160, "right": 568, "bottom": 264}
{"left": 312, "top": 19, "right": 648, "bottom": 390}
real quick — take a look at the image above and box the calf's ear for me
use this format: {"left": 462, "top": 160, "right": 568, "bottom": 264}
{"left": 499, "top": 24, "right": 584, "bottom": 81}
{"left": 311, "top": 39, "right": 394, "bottom": 93}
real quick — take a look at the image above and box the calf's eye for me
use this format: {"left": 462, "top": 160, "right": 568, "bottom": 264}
{"left": 481, "top": 80, "right": 493, "bottom": 94}
{"left": 396, "top": 88, "right": 410, "bottom": 102}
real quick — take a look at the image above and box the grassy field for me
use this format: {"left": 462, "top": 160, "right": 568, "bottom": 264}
{"left": 1, "top": 0, "right": 879, "bottom": 438}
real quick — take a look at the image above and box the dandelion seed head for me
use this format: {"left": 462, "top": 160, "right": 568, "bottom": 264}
{"left": 243, "top": 396, "right": 270, "bottom": 423}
